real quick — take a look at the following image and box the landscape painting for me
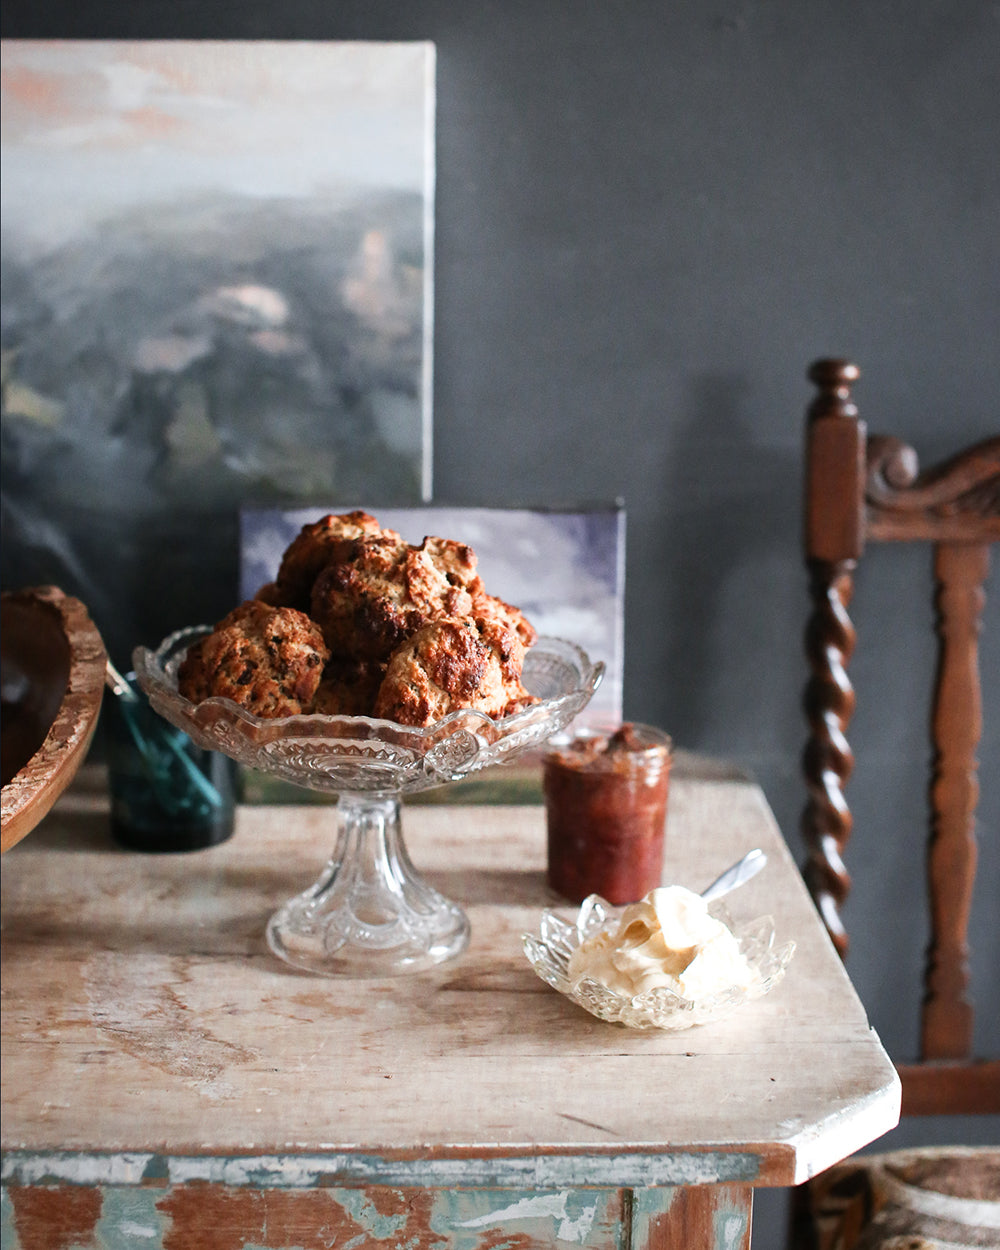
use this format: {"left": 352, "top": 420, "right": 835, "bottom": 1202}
{"left": 1, "top": 41, "right": 436, "bottom": 669}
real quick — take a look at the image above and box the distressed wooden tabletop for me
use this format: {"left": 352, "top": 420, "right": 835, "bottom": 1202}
{"left": 1, "top": 758, "right": 899, "bottom": 1204}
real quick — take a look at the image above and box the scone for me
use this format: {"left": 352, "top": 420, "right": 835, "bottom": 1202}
{"left": 309, "top": 656, "right": 386, "bottom": 717}
{"left": 178, "top": 600, "right": 329, "bottom": 718}
{"left": 471, "top": 590, "right": 538, "bottom": 648}
{"left": 263, "top": 511, "right": 399, "bottom": 611}
{"left": 310, "top": 535, "right": 483, "bottom": 662}
{"left": 373, "top": 615, "right": 538, "bottom": 727}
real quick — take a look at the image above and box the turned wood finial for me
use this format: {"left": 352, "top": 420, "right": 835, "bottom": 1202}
{"left": 807, "top": 359, "right": 860, "bottom": 416}
{"left": 804, "top": 359, "right": 867, "bottom": 565}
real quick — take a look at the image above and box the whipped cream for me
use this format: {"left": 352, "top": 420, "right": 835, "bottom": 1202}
{"left": 567, "top": 885, "right": 756, "bottom": 1000}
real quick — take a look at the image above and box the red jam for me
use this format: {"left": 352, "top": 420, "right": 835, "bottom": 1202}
{"left": 543, "top": 723, "right": 673, "bottom": 905}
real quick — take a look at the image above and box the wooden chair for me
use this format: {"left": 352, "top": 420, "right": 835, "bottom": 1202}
{"left": 796, "top": 359, "right": 1000, "bottom": 1249}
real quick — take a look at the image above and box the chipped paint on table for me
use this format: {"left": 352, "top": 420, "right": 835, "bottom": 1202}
{"left": 2, "top": 1179, "right": 754, "bottom": 1249}
{"left": 1, "top": 1148, "right": 760, "bottom": 1191}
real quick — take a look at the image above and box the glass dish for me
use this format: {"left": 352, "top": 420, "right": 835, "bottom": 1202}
{"left": 134, "top": 628, "right": 603, "bottom": 977}
{"left": 522, "top": 893, "right": 795, "bottom": 1030}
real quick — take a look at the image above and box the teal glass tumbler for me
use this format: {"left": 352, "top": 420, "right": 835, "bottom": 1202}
{"left": 105, "top": 673, "right": 237, "bottom": 852}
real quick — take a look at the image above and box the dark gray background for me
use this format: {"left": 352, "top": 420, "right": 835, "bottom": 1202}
{"left": 3, "top": 1, "right": 998, "bottom": 1240}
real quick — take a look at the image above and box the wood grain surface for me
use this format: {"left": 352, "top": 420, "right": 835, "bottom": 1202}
{"left": 1, "top": 766, "right": 899, "bottom": 1196}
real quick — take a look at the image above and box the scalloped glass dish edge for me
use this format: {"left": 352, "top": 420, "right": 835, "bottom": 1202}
{"left": 522, "top": 895, "right": 796, "bottom": 1031}
{"left": 134, "top": 625, "right": 605, "bottom": 796}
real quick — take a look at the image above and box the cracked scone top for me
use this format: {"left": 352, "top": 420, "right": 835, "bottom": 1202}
{"left": 310, "top": 534, "right": 482, "bottom": 662}
{"left": 373, "top": 615, "right": 536, "bottom": 726}
{"left": 177, "top": 601, "right": 329, "bottom": 718}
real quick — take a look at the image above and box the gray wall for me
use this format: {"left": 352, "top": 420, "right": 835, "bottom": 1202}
{"left": 4, "top": 0, "right": 998, "bottom": 1237}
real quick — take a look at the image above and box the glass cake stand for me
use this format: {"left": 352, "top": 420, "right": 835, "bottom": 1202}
{"left": 134, "top": 629, "right": 603, "bottom": 977}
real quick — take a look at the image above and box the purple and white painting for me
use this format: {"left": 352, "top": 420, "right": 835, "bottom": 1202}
{"left": 241, "top": 505, "right": 625, "bottom": 731}
{"left": 1, "top": 41, "right": 435, "bottom": 667}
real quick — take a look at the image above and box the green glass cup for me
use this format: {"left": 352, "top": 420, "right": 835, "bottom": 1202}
{"left": 105, "top": 673, "right": 237, "bottom": 852}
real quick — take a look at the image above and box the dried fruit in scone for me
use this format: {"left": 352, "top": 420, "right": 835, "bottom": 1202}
{"left": 177, "top": 600, "right": 329, "bottom": 718}
{"left": 267, "top": 511, "right": 399, "bottom": 611}
{"left": 373, "top": 615, "right": 538, "bottom": 728}
{"left": 419, "top": 535, "right": 483, "bottom": 594}
{"left": 471, "top": 590, "right": 538, "bottom": 648}
{"left": 308, "top": 656, "right": 386, "bottom": 717}
{"left": 310, "top": 535, "right": 484, "bottom": 663}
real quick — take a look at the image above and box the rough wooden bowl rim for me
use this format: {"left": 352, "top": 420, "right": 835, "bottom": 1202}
{"left": 1, "top": 585, "right": 107, "bottom": 853}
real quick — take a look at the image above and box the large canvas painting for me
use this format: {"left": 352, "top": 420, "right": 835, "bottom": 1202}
{"left": 0, "top": 41, "right": 435, "bottom": 669}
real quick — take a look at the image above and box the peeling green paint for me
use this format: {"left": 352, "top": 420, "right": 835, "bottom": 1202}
{"left": 454, "top": 1190, "right": 599, "bottom": 1241}
{"left": 431, "top": 1188, "right": 613, "bottom": 1248}
{"left": 0, "top": 1180, "right": 763, "bottom": 1250}
{"left": 714, "top": 1206, "right": 750, "bottom": 1250}
{"left": 1, "top": 1152, "right": 155, "bottom": 1188}
{"left": 93, "top": 1187, "right": 169, "bottom": 1249}
{"left": 1, "top": 1148, "right": 760, "bottom": 1191}
{"left": 329, "top": 1188, "right": 408, "bottom": 1240}
{"left": 1, "top": 1187, "right": 21, "bottom": 1250}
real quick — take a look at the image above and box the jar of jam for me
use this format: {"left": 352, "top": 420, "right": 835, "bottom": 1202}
{"left": 543, "top": 722, "right": 672, "bottom": 904}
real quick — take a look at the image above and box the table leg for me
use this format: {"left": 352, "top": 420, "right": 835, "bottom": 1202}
{"left": 630, "top": 1183, "right": 753, "bottom": 1250}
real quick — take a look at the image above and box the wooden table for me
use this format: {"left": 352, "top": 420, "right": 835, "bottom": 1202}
{"left": 1, "top": 759, "right": 900, "bottom": 1249}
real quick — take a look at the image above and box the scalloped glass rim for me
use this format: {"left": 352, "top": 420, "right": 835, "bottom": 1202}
{"left": 522, "top": 894, "right": 796, "bottom": 1031}
{"left": 133, "top": 626, "right": 604, "bottom": 796}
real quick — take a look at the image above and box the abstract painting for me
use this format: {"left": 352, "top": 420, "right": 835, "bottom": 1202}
{"left": 1, "top": 41, "right": 435, "bottom": 668}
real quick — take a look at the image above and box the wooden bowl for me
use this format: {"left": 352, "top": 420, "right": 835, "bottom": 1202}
{"left": 1, "top": 586, "right": 107, "bottom": 852}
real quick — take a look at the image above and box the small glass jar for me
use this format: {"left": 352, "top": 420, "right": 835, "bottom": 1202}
{"left": 105, "top": 673, "right": 237, "bottom": 852}
{"left": 543, "top": 722, "right": 672, "bottom": 905}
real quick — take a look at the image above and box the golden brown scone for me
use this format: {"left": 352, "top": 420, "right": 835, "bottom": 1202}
{"left": 310, "top": 535, "right": 484, "bottom": 662}
{"left": 308, "top": 656, "right": 386, "bottom": 717}
{"left": 177, "top": 600, "right": 329, "bottom": 718}
{"left": 419, "top": 535, "right": 483, "bottom": 594}
{"left": 269, "top": 511, "right": 399, "bottom": 611}
{"left": 373, "top": 615, "right": 537, "bottom": 727}
{"left": 471, "top": 590, "right": 538, "bottom": 648}
{"left": 252, "top": 581, "right": 282, "bottom": 606}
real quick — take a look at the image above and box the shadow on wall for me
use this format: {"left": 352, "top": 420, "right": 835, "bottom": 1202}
{"left": 643, "top": 372, "right": 998, "bottom": 1076}
{"left": 646, "top": 371, "right": 801, "bottom": 751}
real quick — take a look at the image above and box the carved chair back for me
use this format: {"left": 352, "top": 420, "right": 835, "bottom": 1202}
{"left": 801, "top": 358, "right": 999, "bottom": 1117}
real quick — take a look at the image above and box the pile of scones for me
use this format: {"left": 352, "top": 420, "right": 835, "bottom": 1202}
{"left": 178, "top": 511, "right": 539, "bottom": 728}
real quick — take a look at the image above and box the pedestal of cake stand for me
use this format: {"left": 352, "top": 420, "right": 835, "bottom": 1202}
{"left": 265, "top": 793, "right": 469, "bottom": 976}
{"left": 134, "top": 628, "right": 604, "bottom": 979}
